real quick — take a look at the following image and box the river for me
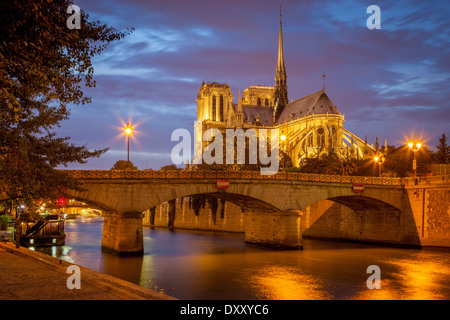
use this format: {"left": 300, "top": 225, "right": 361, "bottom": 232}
{"left": 32, "top": 216, "right": 450, "bottom": 300}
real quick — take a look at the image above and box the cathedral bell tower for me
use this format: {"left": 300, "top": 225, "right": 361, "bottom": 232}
{"left": 273, "top": 4, "right": 288, "bottom": 123}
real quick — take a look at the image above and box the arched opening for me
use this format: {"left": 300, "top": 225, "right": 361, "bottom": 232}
{"left": 317, "top": 127, "right": 325, "bottom": 149}
{"left": 301, "top": 195, "right": 408, "bottom": 246}
{"left": 211, "top": 95, "right": 217, "bottom": 121}
{"left": 143, "top": 192, "right": 282, "bottom": 232}
{"left": 61, "top": 195, "right": 117, "bottom": 215}
{"left": 143, "top": 192, "right": 300, "bottom": 250}
{"left": 257, "top": 97, "right": 262, "bottom": 106}
{"left": 219, "top": 95, "right": 224, "bottom": 121}
{"left": 307, "top": 133, "right": 314, "bottom": 148}
{"left": 265, "top": 98, "right": 269, "bottom": 106}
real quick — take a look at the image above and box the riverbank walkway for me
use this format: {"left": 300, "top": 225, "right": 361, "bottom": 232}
{"left": 0, "top": 242, "right": 176, "bottom": 300}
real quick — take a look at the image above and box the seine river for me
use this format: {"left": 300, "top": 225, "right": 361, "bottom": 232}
{"left": 33, "top": 216, "right": 450, "bottom": 300}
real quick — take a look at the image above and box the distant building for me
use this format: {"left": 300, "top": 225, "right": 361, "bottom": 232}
{"left": 196, "top": 9, "right": 375, "bottom": 167}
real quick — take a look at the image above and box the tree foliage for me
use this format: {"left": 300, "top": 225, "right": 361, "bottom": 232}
{"left": 160, "top": 164, "right": 180, "bottom": 171}
{"left": 196, "top": 134, "right": 292, "bottom": 172}
{"left": 0, "top": 0, "right": 132, "bottom": 205}
{"left": 434, "top": 133, "right": 450, "bottom": 164}
{"left": 299, "top": 145, "right": 434, "bottom": 178}
{"left": 111, "top": 160, "right": 138, "bottom": 170}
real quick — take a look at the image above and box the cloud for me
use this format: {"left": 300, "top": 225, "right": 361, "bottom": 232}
{"left": 57, "top": 0, "right": 450, "bottom": 170}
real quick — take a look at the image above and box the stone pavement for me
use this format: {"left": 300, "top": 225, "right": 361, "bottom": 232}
{"left": 0, "top": 243, "right": 176, "bottom": 300}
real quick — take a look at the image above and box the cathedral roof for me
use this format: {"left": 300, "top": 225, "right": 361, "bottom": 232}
{"left": 277, "top": 90, "right": 341, "bottom": 123}
{"left": 242, "top": 106, "right": 274, "bottom": 126}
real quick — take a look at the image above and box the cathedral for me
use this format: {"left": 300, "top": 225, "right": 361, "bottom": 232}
{"left": 195, "top": 10, "right": 375, "bottom": 167}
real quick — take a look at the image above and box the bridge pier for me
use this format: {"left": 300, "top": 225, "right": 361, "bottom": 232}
{"left": 244, "top": 210, "right": 303, "bottom": 249}
{"left": 101, "top": 211, "right": 144, "bottom": 255}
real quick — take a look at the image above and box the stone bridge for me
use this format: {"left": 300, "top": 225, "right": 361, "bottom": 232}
{"left": 60, "top": 170, "right": 450, "bottom": 254}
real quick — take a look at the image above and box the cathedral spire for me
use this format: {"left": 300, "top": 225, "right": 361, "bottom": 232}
{"left": 274, "top": 3, "right": 288, "bottom": 123}
{"left": 276, "top": 3, "right": 286, "bottom": 80}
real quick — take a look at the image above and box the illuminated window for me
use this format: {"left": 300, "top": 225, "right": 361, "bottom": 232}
{"left": 219, "top": 95, "right": 224, "bottom": 121}
{"left": 212, "top": 95, "right": 216, "bottom": 121}
{"left": 317, "top": 127, "right": 325, "bottom": 148}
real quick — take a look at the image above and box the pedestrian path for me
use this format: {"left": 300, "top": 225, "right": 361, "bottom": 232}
{"left": 0, "top": 243, "right": 176, "bottom": 300}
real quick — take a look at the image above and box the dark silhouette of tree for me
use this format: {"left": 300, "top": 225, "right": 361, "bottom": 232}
{"left": 0, "top": 0, "right": 132, "bottom": 206}
{"left": 301, "top": 153, "right": 343, "bottom": 174}
{"left": 434, "top": 133, "right": 450, "bottom": 164}
{"left": 383, "top": 145, "right": 432, "bottom": 177}
{"left": 111, "top": 160, "right": 137, "bottom": 170}
{"left": 160, "top": 164, "right": 180, "bottom": 170}
{"left": 196, "top": 132, "right": 292, "bottom": 173}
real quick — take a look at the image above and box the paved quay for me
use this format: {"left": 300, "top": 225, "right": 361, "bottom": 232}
{"left": 0, "top": 242, "right": 176, "bottom": 300}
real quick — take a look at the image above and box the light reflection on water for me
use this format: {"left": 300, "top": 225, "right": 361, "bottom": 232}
{"left": 33, "top": 217, "right": 450, "bottom": 300}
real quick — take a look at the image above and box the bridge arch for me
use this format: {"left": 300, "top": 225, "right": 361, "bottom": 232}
{"left": 301, "top": 194, "right": 405, "bottom": 246}
{"left": 145, "top": 192, "right": 282, "bottom": 214}
{"left": 327, "top": 195, "right": 400, "bottom": 212}
{"left": 61, "top": 195, "right": 117, "bottom": 214}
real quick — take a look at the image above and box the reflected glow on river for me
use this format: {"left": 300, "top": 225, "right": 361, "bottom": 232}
{"left": 33, "top": 216, "right": 450, "bottom": 300}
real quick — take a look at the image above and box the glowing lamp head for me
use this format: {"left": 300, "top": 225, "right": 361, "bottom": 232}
{"left": 124, "top": 123, "right": 133, "bottom": 136}
{"left": 374, "top": 156, "right": 379, "bottom": 162}
{"left": 408, "top": 141, "right": 422, "bottom": 151}
{"left": 280, "top": 134, "right": 286, "bottom": 141}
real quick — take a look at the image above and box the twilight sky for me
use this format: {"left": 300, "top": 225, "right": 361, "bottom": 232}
{"left": 59, "top": 0, "right": 450, "bottom": 170}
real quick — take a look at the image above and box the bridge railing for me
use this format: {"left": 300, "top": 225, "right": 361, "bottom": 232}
{"left": 401, "top": 175, "right": 450, "bottom": 186}
{"left": 61, "top": 170, "right": 449, "bottom": 186}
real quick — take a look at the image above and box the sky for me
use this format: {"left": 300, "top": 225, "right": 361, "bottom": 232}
{"left": 59, "top": 0, "right": 450, "bottom": 170}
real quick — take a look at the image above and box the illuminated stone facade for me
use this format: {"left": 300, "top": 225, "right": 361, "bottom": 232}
{"left": 196, "top": 12, "right": 375, "bottom": 166}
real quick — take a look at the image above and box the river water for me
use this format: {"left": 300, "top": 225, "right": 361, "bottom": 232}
{"left": 33, "top": 216, "right": 450, "bottom": 300}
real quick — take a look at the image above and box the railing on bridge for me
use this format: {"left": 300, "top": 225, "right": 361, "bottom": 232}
{"left": 62, "top": 170, "right": 450, "bottom": 186}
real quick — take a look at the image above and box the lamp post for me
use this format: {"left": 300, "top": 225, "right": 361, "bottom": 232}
{"left": 374, "top": 155, "right": 385, "bottom": 177}
{"left": 124, "top": 123, "right": 133, "bottom": 162}
{"left": 280, "top": 134, "right": 286, "bottom": 171}
{"left": 408, "top": 141, "right": 421, "bottom": 177}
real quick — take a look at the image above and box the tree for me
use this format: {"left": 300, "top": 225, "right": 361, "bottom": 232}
{"left": 434, "top": 133, "right": 450, "bottom": 164}
{"left": 160, "top": 164, "right": 180, "bottom": 170}
{"left": 0, "top": 1, "right": 132, "bottom": 207}
{"left": 111, "top": 160, "right": 138, "bottom": 170}
{"left": 301, "top": 153, "right": 343, "bottom": 175}
{"left": 383, "top": 145, "right": 432, "bottom": 177}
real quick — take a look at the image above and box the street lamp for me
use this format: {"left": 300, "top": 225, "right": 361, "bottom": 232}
{"left": 408, "top": 141, "right": 422, "bottom": 177}
{"left": 124, "top": 122, "right": 133, "bottom": 162}
{"left": 374, "top": 155, "right": 385, "bottom": 177}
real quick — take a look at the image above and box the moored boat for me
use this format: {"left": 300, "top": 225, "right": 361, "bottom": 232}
{"left": 18, "top": 214, "right": 66, "bottom": 247}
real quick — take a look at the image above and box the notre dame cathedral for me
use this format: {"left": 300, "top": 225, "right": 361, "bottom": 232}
{"left": 195, "top": 10, "right": 376, "bottom": 167}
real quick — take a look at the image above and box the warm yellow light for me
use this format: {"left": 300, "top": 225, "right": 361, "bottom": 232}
{"left": 124, "top": 123, "right": 133, "bottom": 136}
{"left": 408, "top": 141, "right": 422, "bottom": 151}
{"left": 280, "top": 134, "right": 286, "bottom": 141}
{"left": 374, "top": 156, "right": 379, "bottom": 162}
